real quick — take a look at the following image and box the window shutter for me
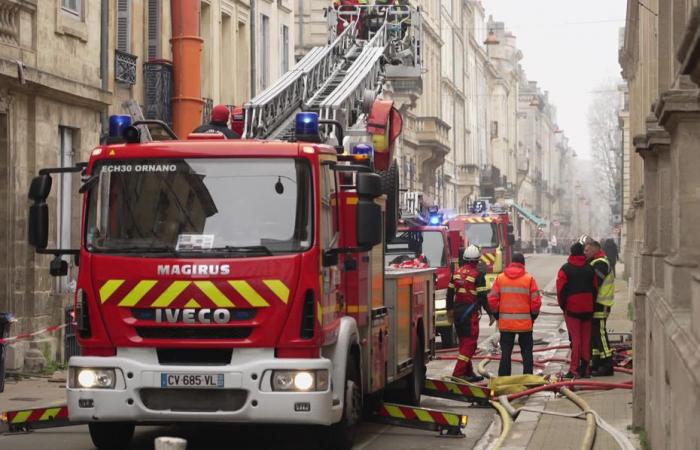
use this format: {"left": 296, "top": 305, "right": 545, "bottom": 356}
{"left": 117, "top": 0, "right": 131, "bottom": 53}
{"left": 148, "top": 0, "right": 161, "bottom": 60}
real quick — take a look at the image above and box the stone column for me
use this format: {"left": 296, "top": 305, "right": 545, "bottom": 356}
{"left": 656, "top": 89, "right": 700, "bottom": 313}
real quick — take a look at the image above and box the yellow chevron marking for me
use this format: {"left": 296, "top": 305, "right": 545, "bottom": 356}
{"left": 119, "top": 280, "right": 158, "bottom": 307}
{"left": 151, "top": 281, "right": 191, "bottom": 307}
{"left": 263, "top": 280, "right": 290, "bottom": 304}
{"left": 184, "top": 299, "right": 201, "bottom": 308}
{"left": 425, "top": 380, "right": 437, "bottom": 390}
{"left": 414, "top": 408, "right": 435, "bottom": 423}
{"left": 39, "top": 407, "right": 62, "bottom": 421}
{"left": 194, "top": 281, "right": 235, "bottom": 307}
{"left": 443, "top": 413, "right": 461, "bottom": 426}
{"left": 11, "top": 410, "right": 31, "bottom": 424}
{"left": 470, "top": 387, "right": 487, "bottom": 398}
{"left": 316, "top": 301, "right": 323, "bottom": 325}
{"left": 100, "top": 280, "right": 125, "bottom": 304}
{"left": 448, "top": 382, "right": 463, "bottom": 394}
{"left": 229, "top": 281, "right": 269, "bottom": 307}
{"left": 384, "top": 405, "right": 405, "bottom": 419}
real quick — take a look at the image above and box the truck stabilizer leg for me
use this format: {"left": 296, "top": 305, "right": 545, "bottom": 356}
{"left": 423, "top": 377, "right": 492, "bottom": 407}
{"left": 371, "top": 402, "right": 467, "bottom": 437}
{"left": 2, "top": 405, "right": 73, "bottom": 434}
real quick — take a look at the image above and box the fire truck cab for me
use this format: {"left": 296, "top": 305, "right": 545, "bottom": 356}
{"left": 447, "top": 201, "right": 516, "bottom": 288}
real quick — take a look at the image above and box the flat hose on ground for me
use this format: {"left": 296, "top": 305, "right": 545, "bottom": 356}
{"left": 560, "top": 387, "right": 596, "bottom": 450}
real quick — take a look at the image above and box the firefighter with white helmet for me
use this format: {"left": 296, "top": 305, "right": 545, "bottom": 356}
{"left": 446, "top": 244, "right": 491, "bottom": 382}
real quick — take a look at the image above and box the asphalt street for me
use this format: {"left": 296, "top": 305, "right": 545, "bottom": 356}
{"left": 0, "top": 254, "right": 566, "bottom": 450}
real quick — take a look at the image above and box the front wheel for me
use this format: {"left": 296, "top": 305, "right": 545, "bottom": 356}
{"left": 321, "top": 356, "right": 362, "bottom": 450}
{"left": 88, "top": 422, "right": 135, "bottom": 450}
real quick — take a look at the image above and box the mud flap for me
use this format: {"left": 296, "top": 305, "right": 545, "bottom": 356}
{"left": 423, "top": 377, "right": 492, "bottom": 407}
{"left": 370, "top": 402, "right": 467, "bottom": 437}
{"left": 2, "top": 405, "right": 75, "bottom": 434}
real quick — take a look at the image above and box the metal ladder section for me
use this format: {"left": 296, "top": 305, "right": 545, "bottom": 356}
{"left": 243, "top": 20, "right": 358, "bottom": 139}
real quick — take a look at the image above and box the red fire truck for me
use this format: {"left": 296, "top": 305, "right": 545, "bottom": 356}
{"left": 21, "top": 4, "right": 452, "bottom": 449}
{"left": 447, "top": 201, "right": 516, "bottom": 288}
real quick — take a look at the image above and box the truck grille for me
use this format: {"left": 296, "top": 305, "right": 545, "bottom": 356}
{"left": 135, "top": 327, "right": 252, "bottom": 340}
{"left": 140, "top": 389, "right": 247, "bottom": 412}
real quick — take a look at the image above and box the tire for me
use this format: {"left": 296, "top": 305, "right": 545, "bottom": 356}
{"left": 88, "top": 422, "right": 135, "bottom": 450}
{"left": 405, "top": 336, "right": 426, "bottom": 406}
{"left": 380, "top": 159, "right": 399, "bottom": 241}
{"left": 321, "top": 355, "right": 362, "bottom": 450}
{"left": 439, "top": 325, "right": 457, "bottom": 349}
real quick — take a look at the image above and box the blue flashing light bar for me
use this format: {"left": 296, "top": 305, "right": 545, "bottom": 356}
{"left": 429, "top": 215, "right": 441, "bottom": 225}
{"left": 108, "top": 115, "right": 132, "bottom": 138}
{"left": 295, "top": 112, "right": 319, "bottom": 138}
{"left": 352, "top": 143, "right": 373, "bottom": 155}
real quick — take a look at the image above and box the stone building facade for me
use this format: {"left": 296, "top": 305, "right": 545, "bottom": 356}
{"left": 620, "top": 1, "right": 700, "bottom": 448}
{"left": 0, "top": 0, "right": 111, "bottom": 369}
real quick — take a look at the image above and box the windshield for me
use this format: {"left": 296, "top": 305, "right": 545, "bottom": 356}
{"left": 386, "top": 230, "right": 446, "bottom": 268}
{"left": 86, "top": 158, "right": 312, "bottom": 256}
{"left": 465, "top": 223, "right": 499, "bottom": 248}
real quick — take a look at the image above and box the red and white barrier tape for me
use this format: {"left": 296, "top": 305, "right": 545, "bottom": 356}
{"left": 0, "top": 323, "right": 68, "bottom": 345}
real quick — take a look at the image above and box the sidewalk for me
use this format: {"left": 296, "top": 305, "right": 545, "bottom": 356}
{"left": 500, "top": 264, "right": 641, "bottom": 450}
{"left": 0, "top": 373, "right": 67, "bottom": 417}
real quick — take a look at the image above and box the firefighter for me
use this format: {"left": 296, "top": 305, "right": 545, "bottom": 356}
{"left": 584, "top": 240, "right": 615, "bottom": 376}
{"left": 447, "top": 244, "right": 490, "bottom": 383}
{"left": 488, "top": 253, "right": 541, "bottom": 376}
{"left": 556, "top": 242, "right": 596, "bottom": 378}
{"left": 193, "top": 104, "right": 240, "bottom": 138}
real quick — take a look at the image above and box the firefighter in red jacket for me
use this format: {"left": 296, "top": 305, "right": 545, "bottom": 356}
{"left": 488, "top": 253, "right": 542, "bottom": 376}
{"left": 556, "top": 242, "right": 597, "bottom": 378}
{"left": 447, "top": 245, "right": 490, "bottom": 382}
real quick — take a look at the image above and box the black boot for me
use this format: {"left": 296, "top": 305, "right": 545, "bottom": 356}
{"left": 579, "top": 360, "right": 591, "bottom": 378}
{"left": 591, "top": 358, "right": 614, "bottom": 377}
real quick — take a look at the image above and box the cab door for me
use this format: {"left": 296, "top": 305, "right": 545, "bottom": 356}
{"left": 319, "top": 163, "right": 341, "bottom": 340}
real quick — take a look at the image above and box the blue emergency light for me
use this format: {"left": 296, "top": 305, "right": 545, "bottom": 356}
{"left": 295, "top": 112, "right": 319, "bottom": 139}
{"left": 352, "top": 143, "right": 373, "bottom": 155}
{"left": 429, "top": 215, "right": 441, "bottom": 225}
{"left": 108, "top": 115, "right": 132, "bottom": 138}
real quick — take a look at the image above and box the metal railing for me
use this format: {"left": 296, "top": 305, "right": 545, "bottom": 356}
{"left": 115, "top": 50, "right": 138, "bottom": 85}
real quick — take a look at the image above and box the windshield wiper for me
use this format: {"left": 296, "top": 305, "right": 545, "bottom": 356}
{"left": 207, "top": 245, "right": 274, "bottom": 256}
{"left": 90, "top": 245, "right": 176, "bottom": 254}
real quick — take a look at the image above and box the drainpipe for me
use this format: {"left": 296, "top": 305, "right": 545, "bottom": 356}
{"left": 100, "top": 0, "right": 109, "bottom": 136}
{"left": 170, "top": 0, "right": 203, "bottom": 138}
{"left": 250, "top": 0, "right": 256, "bottom": 97}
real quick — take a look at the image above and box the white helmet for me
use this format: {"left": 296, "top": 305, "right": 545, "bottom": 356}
{"left": 463, "top": 244, "right": 481, "bottom": 262}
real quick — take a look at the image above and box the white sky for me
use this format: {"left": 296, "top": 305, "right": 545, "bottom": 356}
{"left": 481, "top": 0, "right": 627, "bottom": 158}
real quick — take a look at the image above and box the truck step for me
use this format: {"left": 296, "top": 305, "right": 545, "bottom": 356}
{"left": 370, "top": 402, "right": 467, "bottom": 437}
{"left": 423, "top": 377, "right": 492, "bottom": 406}
{"left": 2, "top": 405, "right": 74, "bottom": 434}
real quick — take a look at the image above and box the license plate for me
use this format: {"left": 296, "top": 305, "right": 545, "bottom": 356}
{"left": 160, "top": 373, "right": 224, "bottom": 388}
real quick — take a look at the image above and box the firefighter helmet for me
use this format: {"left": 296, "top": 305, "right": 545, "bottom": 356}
{"left": 463, "top": 245, "right": 481, "bottom": 262}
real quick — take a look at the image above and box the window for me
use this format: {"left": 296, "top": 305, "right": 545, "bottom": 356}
{"left": 117, "top": 0, "right": 131, "bottom": 52}
{"left": 281, "top": 25, "right": 290, "bottom": 74}
{"left": 491, "top": 121, "right": 499, "bottom": 139}
{"left": 261, "top": 14, "right": 270, "bottom": 89}
{"left": 62, "top": 0, "right": 81, "bottom": 17}
{"left": 320, "top": 165, "right": 337, "bottom": 249}
{"left": 147, "top": 0, "right": 162, "bottom": 60}
{"left": 57, "top": 127, "right": 76, "bottom": 292}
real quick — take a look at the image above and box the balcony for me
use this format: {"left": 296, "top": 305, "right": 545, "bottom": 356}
{"left": 144, "top": 60, "right": 173, "bottom": 125}
{"left": 414, "top": 117, "right": 451, "bottom": 193}
{"left": 115, "top": 50, "right": 137, "bottom": 85}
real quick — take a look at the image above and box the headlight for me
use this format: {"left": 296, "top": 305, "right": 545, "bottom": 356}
{"left": 435, "top": 299, "right": 447, "bottom": 310}
{"left": 271, "top": 370, "right": 329, "bottom": 392}
{"left": 70, "top": 368, "right": 116, "bottom": 389}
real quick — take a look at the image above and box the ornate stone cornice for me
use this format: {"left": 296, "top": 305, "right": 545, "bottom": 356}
{"left": 655, "top": 88, "right": 700, "bottom": 133}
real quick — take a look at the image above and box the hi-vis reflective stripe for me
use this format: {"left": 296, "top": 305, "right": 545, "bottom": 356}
{"left": 500, "top": 313, "right": 532, "bottom": 320}
{"left": 500, "top": 286, "right": 530, "bottom": 294}
{"left": 480, "top": 253, "right": 496, "bottom": 264}
{"left": 98, "top": 279, "right": 290, "bottom": 308}
{"left": 461, "top": 217, "right": 494, "bottom": 223}
{"left": 425, "top": 378, "right": 491, "bottom": 400}
{"left": 376, "top": 403, "right": 466, "bottom": 427}
{"left": 5, "top": 406, "right": 69, "bottom": 425}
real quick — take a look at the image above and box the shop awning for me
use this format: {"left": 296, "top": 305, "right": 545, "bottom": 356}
{"left": 512, "top": 203, "right": 546, "bottom": 227}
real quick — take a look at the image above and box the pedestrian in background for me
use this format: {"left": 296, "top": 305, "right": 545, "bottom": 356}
{"left": 584, "top": 240, "right": 615, "bottom": 376}
{"left": 556, "top": 243, "right": 596, "bottom": 378}
{"left": 488, "top": 253, "right": 541, "bottom": 376}
{"left": 603, "top": 238, "right": 619, "bottom": 277}
{"left": 192, "top": 104, "right": 239, "bottom": 138}
{"left": 447, "top": 245, "right": 490, "bottom": 382}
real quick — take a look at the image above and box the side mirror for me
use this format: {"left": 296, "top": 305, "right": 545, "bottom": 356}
{"left": 356, "top": 172, "right": 382, "bottom": 198}
{"left": 50, "top": 256, "right": 68, "bottom": 277}
{"left": 357, "top": 199, "right": 382, "bottom": 248}
{"left": 507, "top": 224, "right": 514, "bottom": 233}
{"left": 508, "top": 234, "right": 516, "bottom": 245}
{"left": 28, "top": 203, "right": 49, "bottom": 250}
{"left": 29, "top": 175, "right": 52, "bottom": 202}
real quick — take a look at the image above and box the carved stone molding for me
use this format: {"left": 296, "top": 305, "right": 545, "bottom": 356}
{"left": 0, "top": 0, "right": 21, "bottom": 46}
{"left": 0, "top": 87, "right": 13, "bottom": 113}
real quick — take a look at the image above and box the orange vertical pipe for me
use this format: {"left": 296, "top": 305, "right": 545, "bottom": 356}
{"left": 170, "top": 0, "right": 204, "bottom": 139}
